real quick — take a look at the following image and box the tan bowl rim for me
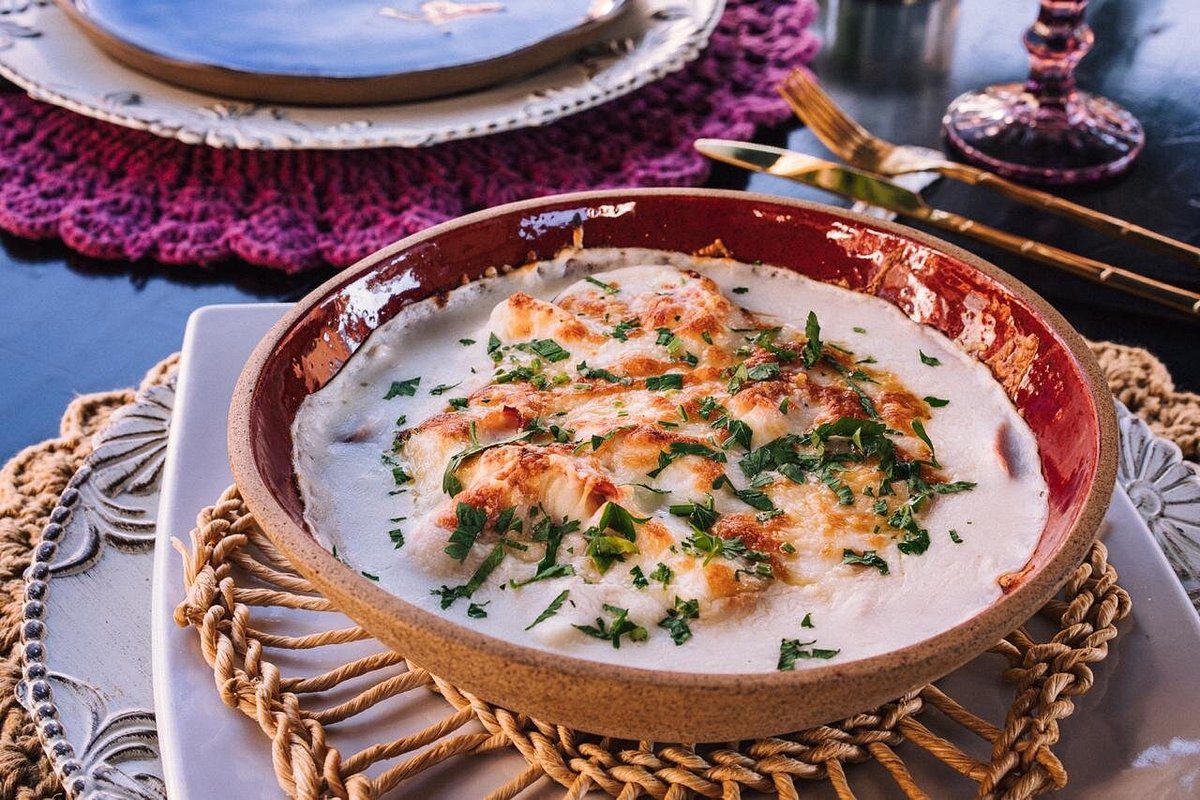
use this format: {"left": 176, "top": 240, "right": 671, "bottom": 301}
{"left": 229, "top": 187, "right": 1117, "bottom": 698}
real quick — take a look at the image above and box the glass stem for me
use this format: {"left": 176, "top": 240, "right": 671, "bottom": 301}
{"left": 1023, "top": 0, "right": 1093, "bottom": 121}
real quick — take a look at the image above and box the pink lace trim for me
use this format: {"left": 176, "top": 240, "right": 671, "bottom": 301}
{"left": 0, "top": 1, "right": 818, "bottom": 273}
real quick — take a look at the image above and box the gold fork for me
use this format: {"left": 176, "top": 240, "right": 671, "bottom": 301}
{"left": 779, "top": 69, "right": 1200, "bottom": 268}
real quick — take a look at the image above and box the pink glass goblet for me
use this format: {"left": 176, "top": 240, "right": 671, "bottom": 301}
{"left": 943, "top": 0, "right": 1144, "bottom": 185}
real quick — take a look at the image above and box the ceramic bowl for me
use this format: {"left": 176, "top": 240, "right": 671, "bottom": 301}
{"left": 229, "top": 189, "right": 1116, "bottom": 741}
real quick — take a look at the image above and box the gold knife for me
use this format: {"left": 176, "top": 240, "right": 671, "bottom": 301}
{"left": 695, "top": 138, "right": 1200, "bottom": 317}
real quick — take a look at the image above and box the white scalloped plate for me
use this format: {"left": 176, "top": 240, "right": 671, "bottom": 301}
{"left": 0, "top": 0, "right": 722, "bottom": 149}
{"left": 19, "top": 303, "right": 1200, "bottom": 798}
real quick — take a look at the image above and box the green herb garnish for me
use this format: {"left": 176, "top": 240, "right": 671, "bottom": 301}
{"left": 610, "top": 318, "right": 641, "bottom": 341}
{"left": 574, "top": 604, "right": 648, "bottom": 648}
{"left": 585, "top": 276, "right": 619, "bottom": 294}
{"left": 444, "top": 502, "right": 488, "bottom": 562}
{"left": 649, "top": 562, "right": 674, "bottom": 587}
{"left": 843, "top": 548, "right": 889, "bottom": 575}
{"left": 919, "top": 350, "right": 942, "bottom": 367}
{"left": 777, "top": 638, "right": 839, "bottom": 669}
{"left": 467, "top": 601, "right": 490, "bottom": 618}
{"left": 516, "top": 338, "right": 570, "bottom": 363}
{"left": 584, "top": 502, "right": 647, "bottom": 573}
{"left": 658, "top": 597, "right": 700, "bottom": 645}
{"left": 802, "top": 311, "right": 823, "bottom": 368}
{"left": 384, "top": 377, "right": 420, "bottom": 398}
{"left": 646, "top": 374, "right": 684, "bottom": 391}
{"left": 669, "top": 494, "right": 719, "bottom": 531}
{"left": 525, "top": 590, "right": 570, "bottom": 630}
{"left": 630, "top": 566, "right": 649, "bottom": 588}
{"left": 577, "top": 361, "right": 628, "bottom": 384}
{"left": 388, "top": 527, "right": 405, "bottom": 549}
{"left": 924, "top": 396, "right": 950, "bottom": 408}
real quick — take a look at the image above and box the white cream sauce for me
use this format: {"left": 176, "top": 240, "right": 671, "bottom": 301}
{"left": 292, "top": 248, "right": 1048, "bottom": 673}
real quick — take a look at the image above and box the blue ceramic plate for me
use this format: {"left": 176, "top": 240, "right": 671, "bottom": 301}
{"left": 55, "top": 0, "right": 631, "bottom": 105}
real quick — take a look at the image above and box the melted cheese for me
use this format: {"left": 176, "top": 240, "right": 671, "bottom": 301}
{"left": 293, "top": 248, "right": 1049, "bottom": 673}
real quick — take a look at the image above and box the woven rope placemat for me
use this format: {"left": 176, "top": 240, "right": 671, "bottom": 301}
{"left": 0, "top": 342, "right": 1191, "bottom": 799}
{"left": 0, "top": 0, "right": 818, "bottom": 273}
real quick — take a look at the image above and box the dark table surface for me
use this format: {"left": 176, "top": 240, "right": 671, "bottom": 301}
{"left": 1, "top": 0, "right": 1197, "bottom": 461}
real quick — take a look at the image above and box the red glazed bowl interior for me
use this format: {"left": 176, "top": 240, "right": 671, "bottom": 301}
{"left": 230, "top": 189, "right": 1116, "bottom": 740}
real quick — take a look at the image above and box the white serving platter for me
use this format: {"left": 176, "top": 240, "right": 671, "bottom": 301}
{"left": 151, "top": 304, "right": 1200, "bottom": 799}
{"left": 19, "top": 301, "right": 1200, "bottom": 799}
{"left": 0, "top": 0, "right": 722, "bottom": 149}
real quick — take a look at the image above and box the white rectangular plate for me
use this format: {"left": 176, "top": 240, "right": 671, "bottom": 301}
{"left": 153, "top": 304, "right": 1200, "bottom": 799}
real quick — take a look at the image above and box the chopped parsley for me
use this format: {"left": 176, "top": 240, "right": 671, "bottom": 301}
{"left": 802, "top": 311, "right": 823, "bottom": 368}
{"left": 610, "top": 318, "right": 641, "bottom": 341}
{"left": 361, "top": 571, "right": 379, "bottom": 582}
{"left": 732, "top": 286, "right": 749, "bottom": 294}
{"left": 697, "top": 396, "right": 724, "bottom": 419}
{"left": 444, "top": 502, "right": 488, "bottom": 562}
{"left": 682, "top": 530, "right": 770, "bottom": 575}
{"left": 574, "top": 604, "right": 648, "bottom": 648}
{"left": 629, "top": 565, "right": 649, "bottom": 588}
{"left": 384, "top": 377, "right": 420, "bottom": 398}
{"left": 853, "top": 326, "right": 867, "bottom": 334}
{"left": 510, "top": 513, "right": 580, "bottom": 587}
{"left": 487, "top": 333, "right": 503, "bottom": 361}
{"left": 733, "top": 487, "right": 775, "bottom": 512}
{"left": 649, "top": 562, "right": 674, "bottom": 587}
{"left": 585, "top": 275, "right": 619, "bottom": 294}
{"left": 467, "top": 601, "right": 490, "bottom": 619}
{"left": 669, "top": 494, "right": 719, "bottom": 531}
{"left": 843, "top": 548, "right": 889, "bottom": 575}
{"left": 919, "top": 350, "right": 942, "bottom": 367}
{"left": 746, "top": 362, "right": 781, "bottom": 381}
{"left": 388, "top": 527, "right": 405, "bottom": 549}
{"left": 924, "top": 396, "right": 950, "bottom": 407}
{"left": 911, "top": 418, "right": 940, "bottom": 467}
{"left": 458, "top": 338, "right": 476, "bottom": 346}
{"left": 777, "top": 638, "right": 840, "bottom": 670}
{"left": 429, "top": 381, "right": 461, "bottom": 396}
{"left": 516, "top": 338, "right": 570, "bottom": 363}
{"left": 649, "top": 441, "right": 727, "bottom": 478}
{"left": 432, "top": 541, "right": 506, "bottom": 609}
{"left": 646, "top": 374, "right": 684, "bottom": 391}
{"left": 448, "top": 397, "right": 469, "bottom": 410}
{"left": 577, "top": 361, "right": 628, "bottom": 384}
{"left": 584, "top": 502, "right": 646, "bottom": 573}
{"left": 658, "top": 597, "right": 700, "bottom": 645}
{"left": 801, "top": 612, "right": 814, "bottom": 628}
{"left": 949, "top": 529, "right": 963, "bottom": 544}
{"left": 525, "top": 589, "right": 570, "bottom": 630}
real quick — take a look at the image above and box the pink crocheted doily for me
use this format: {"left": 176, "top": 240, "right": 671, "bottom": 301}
{"left": 0, "top": 0, "right": 818, "bottom": 273}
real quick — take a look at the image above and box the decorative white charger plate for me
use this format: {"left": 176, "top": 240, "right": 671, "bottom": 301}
{"left": 18, "top": 303, "right": 1200, "bottom": 799}
{"left": 0, "top": 0, "right": 723, "bottom": 149}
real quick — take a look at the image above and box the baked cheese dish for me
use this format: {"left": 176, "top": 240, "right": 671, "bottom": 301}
{"left": 293, "top": 248, "right": 1048, "bottom": 672}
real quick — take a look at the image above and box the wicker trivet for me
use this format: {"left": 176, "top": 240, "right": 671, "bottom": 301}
{"left": 0, "top": 340, "right": 1188, "bottom": 798}
{"left": 174, "top": 488, "right": 1129, "bottom": 800}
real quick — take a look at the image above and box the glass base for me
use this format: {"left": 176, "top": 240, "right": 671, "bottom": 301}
{"left": 943, "top": 83, "right": 1145, "bottom": 185}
